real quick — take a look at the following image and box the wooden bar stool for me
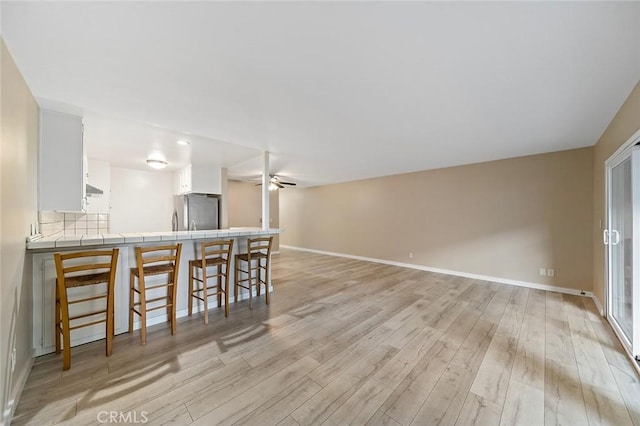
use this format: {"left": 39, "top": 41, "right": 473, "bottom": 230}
{"left": 54, "top": 248, "right": 119, "bottom": 370}
{"left": 234, "top": 236, "right": 274, "bottom": 309}
{"left": 128, "top": 243, "right": 182, "bottom": 345}
{"left": 188, "top": 239, "right": 234, "bottom": 323}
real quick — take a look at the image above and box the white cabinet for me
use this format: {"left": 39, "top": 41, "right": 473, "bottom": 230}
{"left": 174, "top": 163, "right": 221, "bottom": 195}
{"left": 175, "top": 164, "right": 192, "bottom": 194}
{"left": 39, "top": 109, "right": 86, "bottom": 212}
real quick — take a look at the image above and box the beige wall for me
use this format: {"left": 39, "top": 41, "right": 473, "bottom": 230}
{"left": 281, "top": 147, "right": 594, "bottom": 291}
{"left": 227, "top": 180, "right": 279, "bottom": 250}
{"left": 0, "top": 39, "right": 39, "bottom": 423}
{"left": 592, "top": 81, "right": 640, "bottom": 306}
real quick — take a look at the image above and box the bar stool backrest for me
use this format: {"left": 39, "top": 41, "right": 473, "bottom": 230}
{"left": 246, "top": 236, "right": 273, "bottom": 262}
{"left": 134, "top": 244, "right": 182, "bottom": 276}
{"left": 55, "top": 249, "right": 119, "bottom": 288}
{"left": 200, "top": 239, "right": 234, "bottom": 264}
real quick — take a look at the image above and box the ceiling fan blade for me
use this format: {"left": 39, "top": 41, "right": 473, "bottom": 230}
{"left": 254, "top": 183, "right": 262, "bottom": 186}
{"left": 280, "top": 182, "right": 297, "bottom": 186}
{"left": 276, "top": 182, "right": 285, "bottom": 188}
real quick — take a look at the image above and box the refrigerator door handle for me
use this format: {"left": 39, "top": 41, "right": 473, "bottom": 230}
{"left": 171, "top": 211, "right": 178, "bottom": 231}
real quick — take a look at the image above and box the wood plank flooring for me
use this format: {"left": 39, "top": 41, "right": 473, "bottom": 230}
{"left": 12, "top": 249, "right": 640, "bottom": 425}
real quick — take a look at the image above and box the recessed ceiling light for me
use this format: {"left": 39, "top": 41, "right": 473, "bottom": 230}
{"left": 176, "top": 140, "right": 190, "bottom": 146}
{"left": 146, "top": 159, "right": 168, "bottom": 169}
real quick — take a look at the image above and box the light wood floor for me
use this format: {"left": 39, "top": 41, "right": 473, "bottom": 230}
{"left": 13, "top": 249, "right": 640, "bottom": 425}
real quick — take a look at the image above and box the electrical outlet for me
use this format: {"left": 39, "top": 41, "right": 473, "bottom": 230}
{"left": 547, "top": 269, "right": 555, "bottom": 277}
{"left": 408, "top": 252, "right": 414, "bottom": 259}
{"left": 539, "top": 268, "right": 547, "bottom": 276}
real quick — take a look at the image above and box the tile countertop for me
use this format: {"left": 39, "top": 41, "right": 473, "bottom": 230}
{"left": 26, "top": 228, "right": 281, "bottom": 250}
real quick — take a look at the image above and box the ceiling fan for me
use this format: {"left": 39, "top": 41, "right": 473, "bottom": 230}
{"left": 254, "top": 174, "right": 297, "bottom": 189}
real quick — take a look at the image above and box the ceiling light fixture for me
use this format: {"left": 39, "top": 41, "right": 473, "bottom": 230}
{"left": 269, "top": 183, "right": 279, "bottom": 191}
{"left": 176, "top": 140, "right": 190, "bottom": 146}
{"left": 146, "top": 158, "right": 168, "bottom": 169}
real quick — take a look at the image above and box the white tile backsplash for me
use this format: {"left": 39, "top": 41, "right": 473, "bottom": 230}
{"left": 39, "top": 211, "right": 110, "bottom": 237}
{"left": 45, "top": 230, "right": 63, "bottom": 239}
{"left": 41, "top": 222, "right": 63, "bottom": 235}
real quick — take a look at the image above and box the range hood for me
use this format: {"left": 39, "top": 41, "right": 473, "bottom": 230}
{"left": 86, "top": 183, "right": 104, "bottom": 197}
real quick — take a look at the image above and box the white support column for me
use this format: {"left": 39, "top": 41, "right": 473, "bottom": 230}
{"left": 262, "top": 151, "right": 270, "bottom": 230}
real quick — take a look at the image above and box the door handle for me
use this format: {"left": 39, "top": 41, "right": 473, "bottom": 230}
{"left": 611, "top": 229, "right": 621, "bottom": 245}
{"left": 603, "top": 229, "right": 609, "bottom": 245}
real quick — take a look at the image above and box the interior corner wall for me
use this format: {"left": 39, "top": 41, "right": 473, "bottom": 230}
{"left": 0, "top": 38, "right": 39, "bottom": 423}
{"left": 280, "top": 147, "right": 594, "bottom": 291}
{"left": 592, "top": 80, "right": 640, "bottom": 307}
{"left": 227, "top": 180, "right": 279, "bottom": 250}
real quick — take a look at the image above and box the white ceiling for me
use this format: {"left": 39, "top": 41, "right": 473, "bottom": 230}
{"left": 2, "top": 1, "right": 640, "bottom": 186}
{"left": 82, "top": 112, "right": 261, "bottom": 172}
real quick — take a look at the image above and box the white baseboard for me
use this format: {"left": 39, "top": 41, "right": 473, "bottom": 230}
{"left": 4, "top": 349, "right": 35, "bottom": 424}
{"left": 281, "top": 245, "right": 593, "bottom": 298}
{"left": 591, "top": 294, "right": 605, "bottom": 316}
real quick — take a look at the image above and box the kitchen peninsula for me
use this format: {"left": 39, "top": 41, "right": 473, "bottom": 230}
{"left": 27, "top": 227, "right": 280, "bottom": 356}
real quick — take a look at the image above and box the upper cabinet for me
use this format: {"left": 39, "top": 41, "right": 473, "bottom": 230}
{"left": 39, "top": 109, "right": 86, "bottom": 212}
{"left": 175, "top": 163, "right": 221, "bottom": 195}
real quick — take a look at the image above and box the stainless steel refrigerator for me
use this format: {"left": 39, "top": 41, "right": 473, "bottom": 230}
{"left": 172, "top": 193, "right": 219, "bottom": 231}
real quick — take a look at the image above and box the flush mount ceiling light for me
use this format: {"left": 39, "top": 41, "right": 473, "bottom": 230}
{"left": 146, "top": 158, "right": 168, "bottom": 169}
{"left": 176, "top": 140, "right": 190, "bottom": 146}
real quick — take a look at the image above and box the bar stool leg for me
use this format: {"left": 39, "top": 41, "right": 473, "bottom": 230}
{"left": 188, "top": 264, "right": 194, "bottom": 317}
{"left": 171, "top": 272, "right": 178, "bottom": 335}
{"left": 234, "top": 259, "right": 239, "bottom": 303}
{"left": 166, "top": 272, "right": 171, "bottom": 325}
{"left": 224, "top": 266, "right": 229, "bottom": 317}
{"left": 106, "top": 286, "right": 114, "bottom": 357}
{"left": 257, "top": 264, "right": 261, "bottom": 297}
{"left": 264, "top": 259, "right": 270, "bottom": 305}
{"left": 139, "top": 275, "right": 147, "bottom": 345}
{"left": 248, "top": 260, "right": 253, "bottom": 310}
{"left": 203, "top": 267, "right": 209, "bottom": 325}
{"left": 217, "top": 269, "right": 222, "bottom": 308}
{"left": 128, "top": 273, "right": 135, "bottom": 334}
{"left": 55, "top": 282, "right": 61, "bottom": 354}
{"left": 58, "top": 285, "right": 71, "bottom": 370}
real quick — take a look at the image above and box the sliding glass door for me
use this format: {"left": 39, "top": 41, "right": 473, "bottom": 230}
{"left": 606, "top": 145, "right": 640, "bottom": 358}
